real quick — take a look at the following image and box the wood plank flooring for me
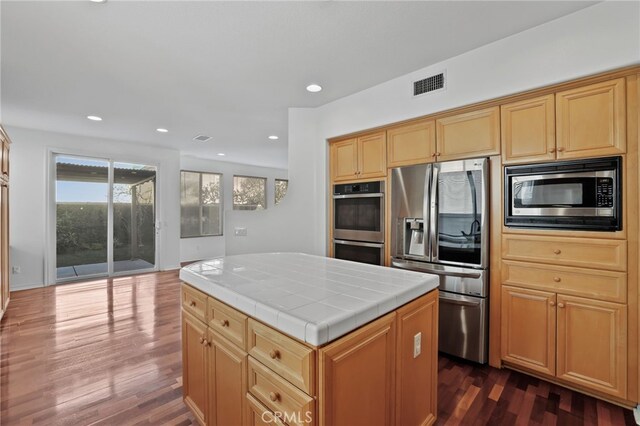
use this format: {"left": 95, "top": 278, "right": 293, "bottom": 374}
{"left": 0, "top": 271, "right": 636, "bottom": 425}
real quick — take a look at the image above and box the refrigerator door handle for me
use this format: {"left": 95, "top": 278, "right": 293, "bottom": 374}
{"left": 423, "top": 164, "right": 431, "bottom": 259}
{"left": 430, "top": 163, "right": 439, "bottom": 262}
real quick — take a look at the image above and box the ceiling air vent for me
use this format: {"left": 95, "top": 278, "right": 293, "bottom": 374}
{"left": 413, "top": 72, "right": 445, "bottom": 96}
{"left": 193, "top": 134, "right": 212, "bottom": 142}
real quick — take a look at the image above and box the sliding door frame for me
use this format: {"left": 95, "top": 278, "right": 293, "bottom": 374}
{"left": 45, "top": 148, "right": 161, "bottom": 285}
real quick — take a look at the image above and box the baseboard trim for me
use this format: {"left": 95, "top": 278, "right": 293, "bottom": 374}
{"left": 10, "top": 282, "right": 45, "bottom": 292}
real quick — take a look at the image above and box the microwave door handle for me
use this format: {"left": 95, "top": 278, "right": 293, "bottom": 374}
{"left": 430, "top": 164, "right": 439, "bottom": 262}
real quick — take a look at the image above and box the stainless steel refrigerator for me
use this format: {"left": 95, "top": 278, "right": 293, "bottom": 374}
{"left": 390, "top": 158, "right": 489, "bottom": 363}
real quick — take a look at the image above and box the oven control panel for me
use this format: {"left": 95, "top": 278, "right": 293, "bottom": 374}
{"left": 596, "top": 178, "right": 614, "bottom": 208}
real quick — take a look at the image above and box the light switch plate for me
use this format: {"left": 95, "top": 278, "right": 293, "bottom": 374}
{"left": 234, "top": 227, "right": 247, "bottom": 236}
{"left": 413, "top": 332, "right": 422, "bottom": 358}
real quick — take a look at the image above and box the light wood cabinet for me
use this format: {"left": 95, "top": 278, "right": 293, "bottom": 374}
{"left": 395, "top": 291, "right": 438, "bottom": 426}
{"left": 0, "top": 126, "right": 9, "bottom": 322}
{"left": 182, "top": 310, "right": 209, "bottom": 425}
{"left": 330, "top": 131, "right": 386, "bottom": 182}
{"left": 501, "top": 94, "right": 556, "bottom": 164}
{"left": 556, "top": 295, "right": 627, "bottom": 398}
{"left": 501, "top": 286, "right": 556, "bottom": 376}
{"left": 556, "top": 78, "right": 626, "bottom": 159}
{"left": 435, "top": 106, "right": 500, "bottom": 162}
{"left": 386, "top": 120, "right": 436, "bottom": 167}
{"left": 318, "top": 312, "right": 396, "bottom": 426}
{"left": 501, "top": 286, "right": 628, "bottom": 399}
{"left": 208, "top": 331, "right": 247, "bottom": 426}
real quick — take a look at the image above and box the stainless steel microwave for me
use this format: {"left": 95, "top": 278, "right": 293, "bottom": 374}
{"left": 504, "top": 157, "right": 622, "bottom": 231}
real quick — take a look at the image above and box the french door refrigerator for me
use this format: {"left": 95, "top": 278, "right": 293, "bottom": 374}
{"left": 390, "top": 158, "right": 489, "bottom": 363}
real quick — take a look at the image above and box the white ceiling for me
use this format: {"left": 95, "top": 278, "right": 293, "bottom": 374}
{"left": 1, "top": 1, "right": 597, "bottom": 169}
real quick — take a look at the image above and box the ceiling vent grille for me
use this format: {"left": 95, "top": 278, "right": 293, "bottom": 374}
{"left": 193, "top": 134, "right": 212, "bottom": 142}
{"left": 413, "top": 72, "right": 445, "bottom": 96}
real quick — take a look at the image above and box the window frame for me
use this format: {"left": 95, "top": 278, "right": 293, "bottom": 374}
{"left": 180, "top": 170, "right": 224, "bottom": 238}
{"left": 232, "top": 175, "right": 267, "bottom": 211}
{"left": 275, "top": 178, "right": 289, "bottom": 205}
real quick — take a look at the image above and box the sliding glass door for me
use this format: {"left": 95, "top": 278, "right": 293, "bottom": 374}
{"left": 54, "top": 155, "right": 157, "bottom": 282}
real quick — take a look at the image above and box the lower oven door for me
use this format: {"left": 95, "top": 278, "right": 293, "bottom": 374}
{"left": 439, "top": 291, "right": 488, "bottom": 363}
{"left": 333, "top": 239, "right": 385, "bottom": 266}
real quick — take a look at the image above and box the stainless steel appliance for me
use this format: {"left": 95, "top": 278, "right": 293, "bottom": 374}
{"left": 332, "top": 181, "right": 385, "bottom": 266}
{"left": 504, "top": 156, "right": 622, "bottom": 231}
{"left": 390, "top": 158, "right": 489, "bottom": 363}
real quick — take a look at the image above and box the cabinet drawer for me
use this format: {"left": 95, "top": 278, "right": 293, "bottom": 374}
{"left": 208, "top": 297, "right": 248, "bottom": 350}
{"left": 248, "top": 319, "right": 315, "bottom": 395}
{"left": 246, "top": 393, "right": 286, "bottom": 426}
{"left": 248, "top": 358, "right": 315, "bottom": 426}
{"left": 181, "top": 284, "right": 207, "bottom": 322}
{"left": 502, "top": 235, "right": 626, "bottom": 271}
{"left": 502, "top": 261, "right": 627, "bottom": 303}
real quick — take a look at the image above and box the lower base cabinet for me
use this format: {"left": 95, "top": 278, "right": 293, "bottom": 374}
{"left": 182, "top": 284, "right": 439, "bottom": 426}
{"left": 501, "top": 285, "right": 627, "bottom": 399}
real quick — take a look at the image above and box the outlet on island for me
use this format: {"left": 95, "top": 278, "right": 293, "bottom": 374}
{"left": 234, "top": 227, "right": 248, "bottom": 236}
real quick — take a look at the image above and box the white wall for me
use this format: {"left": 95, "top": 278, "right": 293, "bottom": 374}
{"left": 6, "top": 126, "right": 181, "bottom": 290}
{"left": 283, "top": 1, "right": 640, "bottom": 257}
{"left": 179, "top": 156, "right": 288, "bottom": 261}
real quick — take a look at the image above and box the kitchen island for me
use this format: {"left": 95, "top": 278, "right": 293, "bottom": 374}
{"left": 179, "top": 253, "right": 439, "bottom": 426}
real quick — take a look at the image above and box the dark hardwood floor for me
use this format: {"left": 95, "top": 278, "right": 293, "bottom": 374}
{"left": 0, "top": 271, "right": 635, "bottom": 425}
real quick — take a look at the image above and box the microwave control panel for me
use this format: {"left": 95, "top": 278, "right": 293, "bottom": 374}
{"left": 596, "top": 178, "right": 614, "bottom": 208}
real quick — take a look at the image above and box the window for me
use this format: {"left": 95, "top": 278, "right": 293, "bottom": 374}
{"left": 275, "top": 179, "right": 289, "bottom": 205}
{"left": 233, "top": 175, "right": 266, "bottom": 210}
{"left": 180, "top": 171, "right": 223, "bottom": 237}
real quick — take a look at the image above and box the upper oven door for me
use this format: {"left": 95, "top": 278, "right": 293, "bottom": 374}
{"left": 511, "top": 170, "right": 615, "bottom": 217}
{"left": 333, "top": 193, "right": 384, "bottom": 242}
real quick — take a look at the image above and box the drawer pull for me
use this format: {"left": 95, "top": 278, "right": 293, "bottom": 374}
{"left": 557, "top": 147, "right": 565, "bottom": 152}
{"left": 553, "top": 249, "right": 561, "bottom": 255}
{"left": 550, "top": 301, "right": 556, "bottom": 307}
{"left": 553, "top": 277, "right": 561, "bottom": 282}
{"left": 190, "top": 301, "right": 197, "bottom": 307}
{"left": 219, "top": 319, "right": 229, "bottom": 328}
{"left": 549, "top": 148, "right": 556, "bottom": 153}
{"left": 199, "top": 336, "right": 205, "bottom": 344}
{"left": 558, "top": 303, "right": 565, "bottom": 308}
{"left": 269, "top": 349, "right": 281, "bottom": 360}
{"left": 202, "top": 339, "right": 210, "bottom": 346}
{"left": 269, "top": 391, "right": 280, "bottom": 402}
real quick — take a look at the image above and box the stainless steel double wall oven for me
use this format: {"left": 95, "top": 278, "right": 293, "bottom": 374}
{"left": 332, "top": 181, "right": 385, "bottom": 266}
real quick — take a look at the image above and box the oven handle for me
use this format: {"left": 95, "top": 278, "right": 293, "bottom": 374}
{"left": 391, "top": 259, "right": 481, "bottom": 279}
{"left": 333, "top": 193, "right": 384, "bottom": 199}
{"left": 334, "top": 239, "right": 385, "bottom": 249}
{"left": 439, "top": 293, "right": 482, "bottom": 307}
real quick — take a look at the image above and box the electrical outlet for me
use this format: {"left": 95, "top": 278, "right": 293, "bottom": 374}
{"left": 12, "top": 266, "right": 20, "bottom": 274}
{"left": 234, "top": 227, "right": 247, "bottom": 236}
{"left": 413, "top": 332, "right": 422, "bottom": 358}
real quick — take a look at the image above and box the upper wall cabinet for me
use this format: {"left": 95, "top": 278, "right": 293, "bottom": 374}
{"left": 386, "top": 120, "right": 436, "bottom": 168}
{"left": 501, "top": 95, "right": 556, "bottom": 165}
{"left": 435, "top": 106, "right": 500, "bottom": 162}
{"left": 330, "top": 131, "right": 386, "bottom": 182}
{"left": 556, "top": 78, "right": 626, "bottom": 159}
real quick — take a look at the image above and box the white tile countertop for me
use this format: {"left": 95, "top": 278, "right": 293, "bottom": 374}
{"left": 179, "top": 253, "right": 439, "bottom": 346}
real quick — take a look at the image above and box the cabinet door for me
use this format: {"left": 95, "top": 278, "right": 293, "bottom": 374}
{"left": 395, "top": 291, "right": 438, "bottom": 426}
{"left": 330, "top": 138, "right": 358, "bottom": 182}
{"left": 182, "top": 310, "right": 209, "bottom": 425}
{"left": 357, "top": 131, "right": 386, "bottom": 179}
{"left": 318, "top": 312, "right": 396, "bottom": 426}
{"left": 556, "top": 78, "right": 626, "bottom": 159}
{"left": 208, "top": 331, "right": 247, "bottom": 426}
{"left": 501, "top": 94, "right": 555, "bottom": 164}
{"left": 387, "top": 120, "right": 435, "bottom": 167}
{"left": 435, "top": 106, "right": 500, "bottom": 161}
{"left": 1, "top": 184, "right": 8, "bottom": 313}
{"left": 246, "top": 393, "right": 286, "bottom": 426}
{"left": 501, "top": 286, "right": 556, "bottom": 376}
{"left": 556, "top": 295, "right": 627, "bottom": 398}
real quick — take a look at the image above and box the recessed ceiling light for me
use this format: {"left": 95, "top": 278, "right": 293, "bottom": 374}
{"left": 87, "top": 115, "right": 102, "bottom": 121}
{"left": 268, "top": 135, "right": 279, "bottom": 140}
{"left": 90, "top": 0, "right": 107, "bottom": 3}
{"left": 217, "top": 153, "right": 225, "bottom": 156}
{"left": 156, "top": 128, "right": 168, "bottom": 133}
{"left": 306, "top": 84, "right": 322, "bottom": 93}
